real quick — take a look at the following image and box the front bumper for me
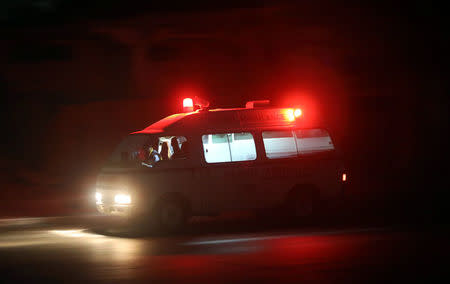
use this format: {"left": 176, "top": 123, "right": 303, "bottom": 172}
{"left": 96, "top": 203, "right": 135, "bottom": 217}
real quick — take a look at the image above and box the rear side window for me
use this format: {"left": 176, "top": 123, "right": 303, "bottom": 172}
{"left": 202, "top": 132, "right": 257, "bottom": 163}
{"left": 294, "top": 129, "right": 334, "bottom": 154}
{"left": 262, "top": 131, "right": 297, "bottom": 159}
{"left": 262, "top": 129, "right": 334, "bottom": 159}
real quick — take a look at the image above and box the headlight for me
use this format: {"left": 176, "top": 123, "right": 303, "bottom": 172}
{"left": 95, "top": 192, "right": 102, "bottom": 204}
{"left": 114, "top": 194, "right": 131, "bottom": 204}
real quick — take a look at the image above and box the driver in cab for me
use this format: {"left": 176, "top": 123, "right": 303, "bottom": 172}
{"left": 141, "top": 141, "right": 161, "bottom": 167}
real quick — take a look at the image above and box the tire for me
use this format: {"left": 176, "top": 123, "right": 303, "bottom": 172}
{"left": 154, "top": 198, "right": 187, "bottom": 233}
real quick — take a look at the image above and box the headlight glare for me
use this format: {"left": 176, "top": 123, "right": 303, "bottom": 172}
{"left": 114, "top": 194, "right": 131, "bottom": 204}
{"left": 95, "top": 192, "right": 102, "bottom": 204}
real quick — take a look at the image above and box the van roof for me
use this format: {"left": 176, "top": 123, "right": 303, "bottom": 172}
{"left": 132, "top": 107, "right": 315, "bottom": 135}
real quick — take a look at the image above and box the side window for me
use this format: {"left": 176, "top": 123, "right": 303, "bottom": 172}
{"left": 202, "top": 134, "right": 231, "bottom": 163}
{"left": 294, "top": 129, "right": 334, "bottom": 154}
{"left": 202, "top": 132, "right": 257, "bottom": 163}
{"left": 157, "top": 136, "right": 189, "bottom": 160}
{"left": 230, "top": 133, "right": 257, "bottom": 162}
{"left": 262, "top": 130, "right": 297, "bottom": 159}
{"left": 168, "top": 136, "right": 188, "bottom": 159}
{"left": 262, "top": 128, "right": 335, "bottom": 159}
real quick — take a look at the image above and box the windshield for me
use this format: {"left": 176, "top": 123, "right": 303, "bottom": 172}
{"left": 104, "top": 133, "right": 190, "bottom": 168}
{"left": 105, "top": 134, "right": 156, "bottom": 168}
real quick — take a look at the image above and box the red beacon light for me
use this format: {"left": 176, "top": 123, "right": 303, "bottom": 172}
{"left": 183, "top": 98, "right": 194, "bottom": 112}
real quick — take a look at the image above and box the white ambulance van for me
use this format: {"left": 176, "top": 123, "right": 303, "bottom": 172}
{"left": 95, "top": 99, "right": 346, "bottom": 231}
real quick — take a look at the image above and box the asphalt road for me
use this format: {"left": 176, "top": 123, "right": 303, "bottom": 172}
{"left": 0, "top": 215, "right": 447, "bottom": 283}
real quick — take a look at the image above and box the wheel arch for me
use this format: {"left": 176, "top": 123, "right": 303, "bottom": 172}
{"left": 154, "top": 191, "right": 192, "bottom": 216}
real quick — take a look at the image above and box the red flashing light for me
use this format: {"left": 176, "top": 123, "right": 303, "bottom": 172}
{"left": 183, "top": 98, "right": 194, "bottom": 112}
{"left": 342, "top": 173, "right": 347, "bottom": 182}
{"left": 183, "top": 98, "right": 193, "bottom": 108}
{"left": 286, "top": 109, "right": 295, "bottom": 121}
{"left": 284, "top": 108, "right": 302, "bottom": 122}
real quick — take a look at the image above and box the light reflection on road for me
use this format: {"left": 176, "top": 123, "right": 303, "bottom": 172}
{"left": 0, "top": 218, "right": 443, "bottom": 283}
{"left": 1, "top": 228, "right": 146, "bottom": 265}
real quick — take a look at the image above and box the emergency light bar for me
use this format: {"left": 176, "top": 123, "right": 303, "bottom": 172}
{"left": 285, "top": 108, "right": 302, "bottom": 121}
{"left": 183, "top": 96, "right": 210, "bottom": 112}
{"left": 183, "top": 98, "right": 302, "bottom": 126}
{"left": 245, "top": 100, "right": 270, "bottom": 109}
{"left": 194, "top": 96, "right": 210, "bottom": 109}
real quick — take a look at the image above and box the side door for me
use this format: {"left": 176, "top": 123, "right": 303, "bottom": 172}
{"left": 294, "top": 129, "right": 343, "bottom": 200}
{"left": 252, "top": 130, "right": 302, "bottom": 209}
{"left": 149, "top": 134, "right": 205, "bottom": 214}
{"left": 253, "top": 128, "right": 343, "bottom": 208}
{"left": 197, "top": 132, "right": 258, "bottom": 213}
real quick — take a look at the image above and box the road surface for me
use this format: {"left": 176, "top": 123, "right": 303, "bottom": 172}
{"left": 0, "top": 215, "right": 447, "bottom": 283}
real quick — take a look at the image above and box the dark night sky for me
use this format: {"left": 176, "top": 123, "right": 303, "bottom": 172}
{"left": 0, "top": 1, "right": 448, "bottom": 217}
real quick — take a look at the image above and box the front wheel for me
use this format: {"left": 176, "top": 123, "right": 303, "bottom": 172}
{"left": 154, "top": 199, "right": 187, "bottom": 233}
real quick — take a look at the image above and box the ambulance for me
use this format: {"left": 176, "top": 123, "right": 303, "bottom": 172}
{"left": 94, "top": 98, "right": 346, "bottom": 231}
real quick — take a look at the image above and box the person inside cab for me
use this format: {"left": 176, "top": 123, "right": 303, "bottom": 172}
{"left": 170, "top": 137, "right": 181, "bottom": 158}
{"left": 171, "top": 140, "right": 189, "bottom": 160}
{"left": 160, "top": 142, "right": 170, "bottom": 160}
{"left": 141, "top": 140, "right": 161, "bottom": 167}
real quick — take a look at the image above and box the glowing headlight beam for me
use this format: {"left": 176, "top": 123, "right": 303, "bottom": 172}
{"left": 114, "top": 194, "right": 131, "bottom": 204}
{"left": 95, "top": 192, "right": 102, "bottom": 204}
